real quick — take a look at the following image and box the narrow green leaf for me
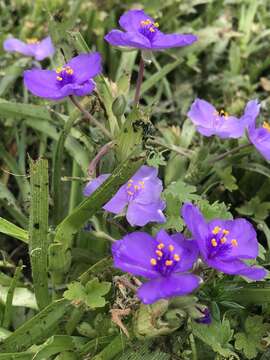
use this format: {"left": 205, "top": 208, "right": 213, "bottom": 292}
{"left": 1, "top": 299, "right": 71, "bottom": 352}
{"left": 0, "top": 217, "right": 28, "bottom": 243}
{"left": 29, "top": 158, "right": 50, "bottom": 309}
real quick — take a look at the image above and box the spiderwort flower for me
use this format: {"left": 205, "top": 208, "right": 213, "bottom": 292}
{"left": 112, "top": 229, "right": 200, "bottom": 304}
{"left": 181, "top": 203, "right": 267, "bottom": 280}
{"left": 187, "top": 99, "right": 259, "bottom": 139}
{"left": 3, "top": 36, "right": 54, "bottom": 61}
{"left": 23, "top": 52, "right": 102, "bottom": 101}
{"left": 104, "top": 9, "right": 197, "bottom": 51}
{"left": 83, "top": 166, "right": 166, "bottom": 227}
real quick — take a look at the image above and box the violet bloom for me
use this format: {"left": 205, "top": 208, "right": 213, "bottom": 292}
{"left": 24, "top": 52, "right": 102, "bottom": 101}
{"left": 84, "top": 166, "right": 166, "bottom": 227}
{"left": 187, "top": 99, "right": 259, "bottom": 139}
{"left": 3, "top": 36, "right": 54, "bottom": 61}
{"left": 112, "top": 229, "right": 200, "bottom": 304}
{"left": 104, "top": 9, "right": 197, "bottom": 51}
{"left": 245, "top": 101, "right": 270, "bottom": 161}
{"left": 181, "top": 203, "right": 267, "bottom": 280}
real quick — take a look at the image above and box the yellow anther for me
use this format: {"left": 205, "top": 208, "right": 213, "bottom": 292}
{"left": 65, "top": 67, "right": 74, "bottom": 75}
{"left": 139, "top": 181, "right": 144, "bottom": 185}
{"left": 263, "top": 121, "right": 270, "bottom": 132}
{"left": 156, "top": 250, "right": 163, "bottom": 257}
{"left": 56, "top": 67, "right": 62, "bottom": 74}
{"left": 150, "top": 258, "right": 157, "bottom": 266}
{"left": 129, "top": 179, "right": 134, "bottom": 183}
{"left": 174, "top": 254, "right": 180, "bottom": 261}
{"left": 222, "top": 229, "right": 229, "bottom": 235}
{"left": 157, "top": 243, "right": 165, "bottom": 250}
{"left": 219, "top": 109, "right": 229, "bottom": 118}
{"left": 56, "top": 76, "right": 63, "bottom": 81}
{"left": 127, "top": 191, "right": 133, "bottom": 196}
{"left": 211, "top": 238, "right": 218, "bottom": 247}
{"left": 154, "top": 22, "right": 159, "bottom": 27}
{"left": 149, "top": 27, "right": 155, "bottom": 32}
{"left": 134, "top": 185, "right": 139, "bottom": 190}
{"left": 27, "top": 38, "right": 39, "bottom": 44}
{"left": 212, "top": 226, "right": 221, "bottom": 235}
{"left": 220, "top": 237, "right": 227, "bottom": 244}
{"left": 168, "top": 245, "right": 174, "bottom": 252}
{"left": 165, "top": 260, "right": 173, "bottom": 266}
{"left": 127, "top": 183, "right": 132, "bottom": 188}
{"left": 231, "top": 239, "right": 238, "bottom": 247}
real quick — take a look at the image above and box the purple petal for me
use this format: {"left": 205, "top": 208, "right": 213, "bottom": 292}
{"left": 208, "top": 218, "right": 258, "bottom": 259}
{"left": 34, "top": 36, "right": 55, "bottom": 61}
{"left": 126, "top": 200, "right": 166, "bottom": 226}
{"left": 24, "top": 69, "right": 62, "bottom": 100}
{"left": 248, "top": 126, "right": 270, "bottom": 161}
{"left": 103, "top": 185, "right": 128, "bottom": 214}
{"left": 83, "top": 174, "right": 110, "bottom": 197}
{"left": 181, "top": 203, "right": 208, "bottom": 257}
{"left": 171, "top": 233, "right": 199, "bottom": 271}
{"left": 111, "top": 232, "right": 159, "bottom": 279}
{"left": 67, "top": 53, "right": 102, "bottom": 83}
{"left": 132, "top": 165, "right": 158, "bottom": 180}
{"left": 151, "top": 33, "right": 197, "bottom": 50}
{"left": 207, "top": 258, "right": 267, "bottom": 280}
{"left": 137, "top": 273, "right": 200, "bottom": 304}
{"left": 240, "top": 99, "right": 260, "bottom": 128}
{"left": 104, "top": 30, "right": 151, "bottom": 49}
{"left": 119, "top": 9, "right": 155, "bottom": 32}
{"left": 60, "top": 80, "right": 96, "bottom": 98}
{"left": 3, "top": 38, "right": 34, "bottom": 56}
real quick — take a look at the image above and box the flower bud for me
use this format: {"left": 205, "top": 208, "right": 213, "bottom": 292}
{"left": 112, "top": 95, "right": 127, "bottom": 117}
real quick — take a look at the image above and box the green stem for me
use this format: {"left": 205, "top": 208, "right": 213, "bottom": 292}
{"left": 68, "top": 160, "right": 82, "bottom": 214}
{"left": 208, "top": 143, "right": 251, "bottom": 163}
{"left": 65, "top": 305, "right": 84, "bottom": 335}
{"left": 29, "top": 158, "right": 50, "bottom": 310}
{"left": 148, "top": 137, "right": 194, "bottom": 157}
{"left": 69, "top": 95, "right": 113, "bottom": 139}
{"left": 2, "top": 261, "right": 23, "bottom": 329}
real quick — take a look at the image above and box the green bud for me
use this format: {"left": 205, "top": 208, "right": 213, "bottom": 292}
{"left": 76, "top": 322, "right": 97, "bottom": 338}
{"left": 112, "top": 95, "right": 127, "bottom": 117}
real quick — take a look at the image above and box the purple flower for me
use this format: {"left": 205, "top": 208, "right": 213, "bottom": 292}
{"left": 23, "top": 52, "right": 102, "bottom": 101}
{"left": 3, "top": 36, "right": 54, "bottom": 61}
{"left": 104, "top": 9, "right": 197, "bottom": 51}
{"left": 83, "top": 166, "right": 166, "bottom": 227}
{"left": 181, "top": 203, "right": 267, "bottom": 280}
{"left": 245, "top": 101, "right": 270, "bottom": 161}
{"left": 195, "top": 307, "right": 212, "bottom": 324}
{"left": 112, "top": 229, "right": 200, "bottom": 304}
{"left": 187, "top": 99, "right": 259, "bottom": 139}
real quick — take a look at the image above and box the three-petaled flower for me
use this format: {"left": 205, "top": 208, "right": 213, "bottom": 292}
{"left": 112, "top": 229, "right": 200, "bottom": 304}
{"left": 187, "top": 98, "right": 259, "bottom": 139}
{"left": 83, "top": 166, "right": 166, "bottom": 227}
{"left": 104, "top": 9, "right": 197, "bottom": 51}
{"left": 24, "top": 52, "right": 102, "bottom": 100}
{"left": 4, "top": 36, "right": 55, "bottom": 61}
{"left": 181, "top": 203, "right": 267, "bottom": 280}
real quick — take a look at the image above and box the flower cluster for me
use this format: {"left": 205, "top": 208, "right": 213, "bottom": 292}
{"left": 5, "top": 8, "right": 267, "bottom": 308}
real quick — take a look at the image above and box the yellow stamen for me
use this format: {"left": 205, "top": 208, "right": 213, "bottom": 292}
{"left": 27, "top": 38, "right": 39, "bottom": 44}
{"left": 154, "top": 22, "right": 159, "bottom": 27}
{"left": 212, "top": 226, "right": 221, "bottom": 235}
{"left": 65, "top": 67, "right": 74, "bottom": 75}
{"left": 56, "top": 76, "right": 63, "bottom": 81}
{"left": 134, "top": 185, "right": 139, "bottom": 190}
{"left": 156, "top": 250, "right": 163, "bottom": 257}
{"left": 129, "top": 179, "right": 133, "bottom": 183}
{"left": 211, "top": 238, "right": 218, "bottom": 247}
{"left": 165, "top": 260, "right": 173, "bottom": 266}
{"left": 56, "top": 67, "right": 62, "bottom": 74}
{"left": 127, "top": 183, "right": 132, "bottom": 188}
{"left": 149, "top": 27, "right": 155, "bottom": 32}
{"left": 127, "top": 191, "right": 133, "bottom": 196}
{"left": 174, "top": 254, "right": 180, "bottom": 261}
{"left": 168, "top": 245, "right": 174, "bottom": 252}
{"left": 150, "top": 258, "right": 157, "bottom": 266}
{"left": 222, "top": 229, "right": 229, "bottom": 235}
{"left": 219, "top": 109, "right": 229, "bottom": 118}
{"left": 157, "top": 243, "right": 165, "bottom": 250}
{"left": 263, "top": 121, "right": 270, "bottom": 132}
{"left": 231, "top": 239, "right": 238, "bottom": 247}
{"left": 220, "top": 237, "right": 227, "bottom": 244}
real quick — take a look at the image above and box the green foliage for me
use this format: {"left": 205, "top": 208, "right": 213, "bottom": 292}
{"left": 234, "top": 316, "right": 270, "bottom": 359}
{"left": 64, "top": 278, "right": 111, "bottom": 309}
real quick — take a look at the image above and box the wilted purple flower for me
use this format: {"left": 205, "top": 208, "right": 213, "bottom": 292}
{"left": 194, "top": 307, "right": 212, "bottom": 324}
{"left": 104, "top": 9, "right": 197, "bottom": 51}
{"left": 84, "top": 166, "right": 166, "bottom": 227}
{"left": 181, "top": 203, "right": 267, "bottom": 280}
{"left": 187, "top": 99, "right": 259, "bottom": 139}
{"left": 24, "top": 52, "right": 102, "bottom": 100}
{"left": 3, "top": 36, "right": 54, "bottom": 61}
{"left": 112, "top": 229, "right": 200, "bottom": 304}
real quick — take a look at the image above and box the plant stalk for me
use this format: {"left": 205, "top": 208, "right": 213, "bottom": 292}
{"left": 134, "top": 56, "right": 145, "bottom": 106}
